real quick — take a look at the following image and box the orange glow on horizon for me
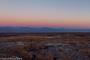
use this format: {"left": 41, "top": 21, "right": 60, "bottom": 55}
{"left": 0, "top": 17, "right": 90, "bottom": 29}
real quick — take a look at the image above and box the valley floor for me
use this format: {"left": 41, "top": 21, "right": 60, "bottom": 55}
{"left": 0, "top": 32, "right": 90, "bottom": 60}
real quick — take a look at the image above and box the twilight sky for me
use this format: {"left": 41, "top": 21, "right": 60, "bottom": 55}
{"left": 0, "top": 0, "right": 90, "bottom": 29}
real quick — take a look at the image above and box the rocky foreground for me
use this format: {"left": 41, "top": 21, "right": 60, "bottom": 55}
{"left": 0, "top": 33, "right": 90, "bottom": 60}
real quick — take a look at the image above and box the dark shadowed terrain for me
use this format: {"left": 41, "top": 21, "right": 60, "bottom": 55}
{"left": 0, "top": 32, "right": 90, "bottom": 60}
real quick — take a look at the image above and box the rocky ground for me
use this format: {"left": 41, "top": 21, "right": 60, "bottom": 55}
{"left": 0, "top": 33, "right": 90, "bottom": 60}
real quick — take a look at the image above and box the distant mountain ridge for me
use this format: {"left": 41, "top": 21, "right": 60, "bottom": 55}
{"left": 0, "top": 26, "right": 90, "bottom": 33}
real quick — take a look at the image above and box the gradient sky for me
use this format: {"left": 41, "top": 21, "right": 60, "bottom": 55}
{"left": 0, "top": 0, "right": 90, "bottom": 29}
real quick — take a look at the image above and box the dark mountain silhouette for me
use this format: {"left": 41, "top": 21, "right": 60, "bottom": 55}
{"left": 0, "top": 26, "right": 90, "bottom": 33}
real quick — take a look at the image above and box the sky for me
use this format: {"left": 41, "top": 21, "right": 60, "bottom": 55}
{"left": 0, "top": 0, "right": 90, "bottom": 29}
